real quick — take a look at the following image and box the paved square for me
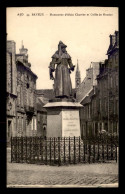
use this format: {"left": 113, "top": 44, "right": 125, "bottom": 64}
{"left": 7, "top": 148, "right": 118, "bottom": 188}
{"left": 7, "top": 149, "right": 118, "bottom": 187}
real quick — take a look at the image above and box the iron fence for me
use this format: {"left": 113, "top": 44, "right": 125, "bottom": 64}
{"left": 11, "top": 135, "right": 118, "bottom": 166}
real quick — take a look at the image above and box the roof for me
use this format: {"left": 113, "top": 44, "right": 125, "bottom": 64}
{"left": 36, "top": 88, "right": 77, "bottom": 104}
{"left": 37, "top": 98, "right": 47, "bottom": 112}
{"left": 80, "top": 88, "right": 94, "bottom": 105}
{"left": 36, "top": 89, "right": 55, "bottom": 98}
{"left": 76, "top": 62, "right": 99, "bottom": 102}
{"left": 16, "top": 60, "right": 38, "bottom": 79}
{"left": 36, "top": 89, "right": 54, "bottom": 105}
{"left": 107, "top": 32, "right": 119, "bottom": 55}
{"left": 80, "top": 88, "right": 93, "bottom": 104}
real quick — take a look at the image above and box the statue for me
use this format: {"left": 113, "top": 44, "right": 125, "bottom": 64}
{"left": 49, "top": 41, "right": 75, "bottom": 98}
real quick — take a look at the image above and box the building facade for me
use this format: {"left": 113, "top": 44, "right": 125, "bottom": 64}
{"left": 16, "top": 49, "right": 38, "bottom": 136}
{"left": 76, "top": 62, "right": 100, "bottom": 102}
{"left": 97, "top": 31, "right": 119, "bottom": 135}
{"left": 6, "top": 41, "right": 17, "bottom": 144}
{"left": 79, "top": 31, "right": 119, "bottom": 138}
{"left": 6, "top": 40, "right": 38, "bottom": 144}
{"left": 36, "top": 98, "right": 47, "bottom": 137}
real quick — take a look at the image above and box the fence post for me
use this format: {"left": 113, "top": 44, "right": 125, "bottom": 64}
{"left": 41, "top": 137, "right": 43, "bottom": 163}
{"left": 64, "top": 137, "right": 65, "bottom": 164}
{"left": 54, "top": 137, "right": 55, "bottom": 164}
{"left": 37, "top": 137, "right": 39, "bottom": 162}
{"left": 74, "top": 136, "right": 75, "bottom": 164}
{"left": 111, "top": 134, "right": 113, "bottom": 160}
{"left": 21, "top": 137, "right": 23, "bottom": 163}
{"left": 58, "top": 137, "right": 60, "bottom": 166}
{"left": 102, "top": 136, "right": 104, "bottom": 162}
{"left": 69, "top": 137, "right": 70, "bottom": 164}
{"left": 10, "top": 137, "right": 12, "bottom": 162}
{"left": 88, "top": 138, "right": 91, "bottom": 164}
{"left": 83, "top": 137, "right": 86, "bottom": 162}
{"left": 93, "top": 137, "right": 95, "bottom": 163}
{"left": 107, "top": 136, "right": 109, "bottom": 161}
{"left": 11, "top": 136, "right": 12, "bottom": 163}
{"left": 15, "top": 137, "right": 17, "bottom": 162}
{"left": 50, "top": 137, "right": 51, "bottom": 165}
{"left": 17, "top": 137, "right": 20, "bottom": 162}
{"left": 116, "top": 145, "right": 117, "bottom": 163}
{"left": 97, "top": 135, "right": 100, "bottom": 161}
{"left": 29, "top": 137, "right": 31, "bottom": 163}
{"left": 79, "top": 136, "right": 80, "bottom": 163}
{"left": 26, "top": 137, "right": 27, "bottom": 163}
{"left": 45, "top": 137, "right": 47, "bottom": 165}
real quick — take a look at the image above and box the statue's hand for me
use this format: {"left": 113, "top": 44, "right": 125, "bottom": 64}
{"left": 50, "top": 75, "right": 54, "bottom": 80}
{"left": 50, "top": 72, "right": 55, "bottom": 80}
{"left": 51, "top": 69, "right": 55, "bottom": 72}
{"left": 70, "top": 65, "right": 75, "bottom": 71}
{"left": 49, "top": 66, "right": 55, "bottom": 72}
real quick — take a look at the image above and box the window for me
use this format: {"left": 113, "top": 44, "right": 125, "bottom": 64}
{"left": 21, "top": 85, "right": 24, "bottom": 107}
{"left": 31, "top": 118, "right": 33, "bottom": 130}
{"left": 99, "top": 99, "right": 101, "bottom": 112}
{"left": 22, "top": 117, "right": 24, "bottom": 135}
{"left": 110, "top": 77, "right": 113, "bottom": 88}
{"left": 116, "top": 75, "right": 118, "bottom": 87}
{"left": 27, "top": 83, "right": 29, "bottom": 89}
{"left": 17, "top": 85, "right": 21, "bottom": 106}
{"left": 38, "top": 113, "right": 40, "bottom": 122}
{"left": 105, "top": 98, "right": 108, "bottom": 113}
{"left": 34, "top": 118, "right": 37, "bottom": 130}
{"left": 116, "top": 54, "right": 118, "bottom": 64}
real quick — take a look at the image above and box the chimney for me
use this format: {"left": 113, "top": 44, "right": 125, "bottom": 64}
{"left": 7, "top": 40, "right": 17, "bottom": 95}
{"left": 115, "top": 31, "right": 119, "bottom": 46}
{"left": 109, "top": 34, "right": 116, "bottom": 46}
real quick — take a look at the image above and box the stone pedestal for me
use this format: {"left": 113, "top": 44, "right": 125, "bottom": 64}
{"left": 43, "top": 100, "right": 83, "bottom": 137}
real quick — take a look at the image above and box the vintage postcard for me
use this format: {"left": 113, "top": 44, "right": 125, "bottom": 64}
{"left": 6, "top": 7, "right": 119, "bottom": 188}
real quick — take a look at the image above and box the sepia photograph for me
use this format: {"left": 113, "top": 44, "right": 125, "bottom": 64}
{"left": 6, "top": 6, "right": 119, "bottom": 188}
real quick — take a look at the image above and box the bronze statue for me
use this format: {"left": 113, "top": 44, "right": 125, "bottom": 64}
{"left": 49, "top": 41, "right": 75, "bottom": 98}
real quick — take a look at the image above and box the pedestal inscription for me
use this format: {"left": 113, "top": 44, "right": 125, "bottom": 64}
{"left": 62, "top": 110, "right": 80, "bottom": 137}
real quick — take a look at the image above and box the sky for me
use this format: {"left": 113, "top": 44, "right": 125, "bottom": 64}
{"left": 7, "top": 7, "right": 118, "bottom": 89}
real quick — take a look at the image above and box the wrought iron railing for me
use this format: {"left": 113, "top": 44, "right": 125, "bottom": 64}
{"left": 11, "top": 135, "right": 118, "bottom": 166}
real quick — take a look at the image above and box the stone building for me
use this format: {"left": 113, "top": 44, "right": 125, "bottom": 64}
{"left": 6, "top": 41, "right": 17, "bottom": 145}
{"left": 36, "top": 89, "right": 54, "bottom": 137}
{"left": 16, "top": 44, "right": 38, "bottom": 137}
{"left": 97, "top": 31, "right": 119, "bottom": 135}
{"left": 36, "top": 98, "right": 47, "bottom": 137}
{"left": 79, "top": 31, "right": 119, "bottom": 138}
{"left": 76, "top": 62, "right": 100, "bottom": 102}
{"left": 79, "top": 86, "right": 99, "bottom": 137}
{"left": 6, "top": 40, "right": 38, "bottom": 143}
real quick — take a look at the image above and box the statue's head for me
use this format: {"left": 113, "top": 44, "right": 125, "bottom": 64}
{"left": 58, "top": 41, "right": 67, "bottom": 52}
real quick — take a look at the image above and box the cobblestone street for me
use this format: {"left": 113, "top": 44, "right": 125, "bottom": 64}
{"left": 7, "top": 148, "right": 118, "bottom": 188}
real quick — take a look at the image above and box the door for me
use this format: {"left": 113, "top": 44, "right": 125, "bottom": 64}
{"left": 7, "top": 120, "right": 12, "bottom": 146}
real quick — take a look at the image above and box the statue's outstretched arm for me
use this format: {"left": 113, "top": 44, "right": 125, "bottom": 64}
{"left": 49, "top": 58, "right": 57, "bottom": 80}
{"left": 49, "top": 58, "right": 56, "bottom": 71}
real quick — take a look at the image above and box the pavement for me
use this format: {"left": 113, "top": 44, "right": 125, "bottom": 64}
{"left": 7, "top": 148, "right": 119, "bottom": 188}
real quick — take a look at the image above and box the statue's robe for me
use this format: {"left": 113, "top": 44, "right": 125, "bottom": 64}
{"left": 50, "top": 51, "right": 74, "bottom": 98}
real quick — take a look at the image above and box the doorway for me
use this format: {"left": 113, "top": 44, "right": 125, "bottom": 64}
{"left": 7, "top": 120, "right": 12, "bottom": 146}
